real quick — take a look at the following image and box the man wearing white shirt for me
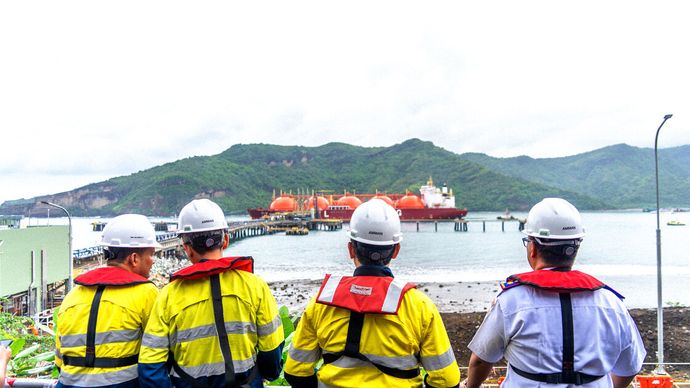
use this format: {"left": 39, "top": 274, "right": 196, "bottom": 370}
{"left": 463, "top": 198, "right": 645, "bottom": 388}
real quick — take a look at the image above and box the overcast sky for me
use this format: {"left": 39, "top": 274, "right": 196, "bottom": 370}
{"left": 1, "top": 1, "right": 689, "bottom": 204}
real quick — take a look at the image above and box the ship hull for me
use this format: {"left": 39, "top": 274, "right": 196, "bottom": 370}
{"left": 247, "top": 207, "right": 468, "bottom": 221}
{"left": 321, "top": 207, "right": 468, "bottom": 221}
{"left": 247, "top": 208, "right": 272, "bottom": 219}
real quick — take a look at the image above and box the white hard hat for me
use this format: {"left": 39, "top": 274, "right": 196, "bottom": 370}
{"left": 522, "top": 198, "right": 585, "bottom": 240}
{"left": 100, "top": 214, "right": 161, "bottom": 248}
{"left": 177, "top": 199, "right": 228, "bottom": 235}
{"left": 347, "top": 199, "right": 402, "bottom": 246}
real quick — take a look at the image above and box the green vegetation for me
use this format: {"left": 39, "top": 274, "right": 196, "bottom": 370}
{"left": 2, "top": 139, "right": 688, "bottom": 216}
{"left": 266, "top": 305, "right": 301, "bottom": 386}
{"left": 0, "top": 301, "right": 56, "bottom": 378}
{"left": 462, "top": 143, "right": 690, "bottom": 209}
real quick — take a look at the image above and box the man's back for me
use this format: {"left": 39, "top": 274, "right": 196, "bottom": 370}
{"left": 469, "top": 286, "right": 646, "bottom": 387}
{"left": 56, "top": 280, "right": 157, "bottom": 387}
{"left": 287, "top": 287, "right": 460, "bottom": 387}
{"left": 139, "top": 266, "right": 284, "bottom": 387}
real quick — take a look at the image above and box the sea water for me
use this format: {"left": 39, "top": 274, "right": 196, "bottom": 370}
{"left": 230, "top": 211, "right": 690, "bottom": 309}
{"left": 31, "top": 211, "right": 690, "bottom": 308}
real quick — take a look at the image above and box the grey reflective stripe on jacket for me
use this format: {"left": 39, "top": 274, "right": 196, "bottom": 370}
{"left": 141, "top": 332, "right": 169, "bottom": 349}
{"left": 58, "top": 365, "right": 138, "bottom": 387}
{"left": 171, "top": 321, "right": 255, "bottom": 346}
{"left": 322, "top": 351, "right": 419, "bottom": 370}
{"left": 170, "top": 356, "right": 257, "bottom": 378}
{"left": 288, "top": 347, "right": 321, "bottom": 363}
{"left": 162, "top": 315, "right": 281, "bottom": 348}
{"left": 421, "top": 347, "right": 456, "bottom": 371}
{"left": 258, "top": 314, "right": 282, "bottom": 337}
{"left": 59, "top": 328, "right": 142, "bottom": 348}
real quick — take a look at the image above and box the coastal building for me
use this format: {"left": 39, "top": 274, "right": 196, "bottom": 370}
{"left": 0, "top": 225, "right": 70, "bottom": 316}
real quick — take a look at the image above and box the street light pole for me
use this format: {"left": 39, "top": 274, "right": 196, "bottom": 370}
{"left": 40, "top": 201, "right": 73, "bottom": 292}
{"left": 653, "top": 113, "right": 672, "bottom": 375}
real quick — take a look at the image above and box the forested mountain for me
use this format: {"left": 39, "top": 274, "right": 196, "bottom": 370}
{"left": 461, "top": 144, "right": 690, "bottom": 209}
{"left": 1, "top": 139, "right": 687, "bottom": 216}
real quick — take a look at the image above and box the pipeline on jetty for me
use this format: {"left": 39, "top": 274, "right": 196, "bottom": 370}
{"left": 400, "top": 218, "right": 525, "bottom": 233}
{"left": 73, "top": 219, "right": 344, "bottom": 265}
{"left": 73, "top": 218, "right": 523, "bottom": 270}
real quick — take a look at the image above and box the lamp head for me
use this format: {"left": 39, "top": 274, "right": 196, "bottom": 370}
{"left": 664, "top": 114, "right": 673, "bottom": 120}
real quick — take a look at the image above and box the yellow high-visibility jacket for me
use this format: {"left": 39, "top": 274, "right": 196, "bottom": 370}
{"left": 55, "top": 266, "right": 158, "bottom": 387}
{"left": 285, "top": 269, "right": 461, "bottom": 388}
{"left": 138, "top": 257, "right": 284, "bottom": 386}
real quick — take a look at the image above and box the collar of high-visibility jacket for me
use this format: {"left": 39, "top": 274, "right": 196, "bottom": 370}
{"left": 74, "top": 266, "right": 152, "bottom": 286}
{"left": 353, "top": 265, "right": 393, "bottom": 278}
{"left": 170, "top": 256, "right": 254, "bottom": 281}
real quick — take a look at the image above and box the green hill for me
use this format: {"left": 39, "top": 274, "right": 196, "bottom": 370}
{"left": 461, "top": 144, "right": 690, "bottom": 209}
{"left": 3, "top": 139, "right": 688, "bottom": 216}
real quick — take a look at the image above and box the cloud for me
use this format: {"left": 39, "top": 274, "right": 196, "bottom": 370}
{"left": 1, "top": 1, "right": 689, "bottom": 203}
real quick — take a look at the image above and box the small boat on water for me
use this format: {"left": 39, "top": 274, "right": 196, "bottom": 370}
{"left": 497, "top": 209, "right": 516, "bottom": 221}
{"left": 667, "top": 220, "right": 686, "bottom": 226}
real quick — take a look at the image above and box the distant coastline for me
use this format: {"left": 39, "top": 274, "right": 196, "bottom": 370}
{"left": 2, "top": 140, "right": 689, "bottom": 216}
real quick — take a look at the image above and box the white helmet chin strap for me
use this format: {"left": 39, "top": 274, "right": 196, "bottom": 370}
{"left": 533, "top": 237, "right": 581, "bottom": 256}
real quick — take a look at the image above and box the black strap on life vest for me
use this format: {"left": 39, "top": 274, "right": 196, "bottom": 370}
{"left": 210, "top": 273, "right": 237, "bottom": 388}
{"left": 321, "top": 311, "right": 420, "bottom": 380}
{"left": 62, "top": 354, "right": 139, "bottom": 368}
{"left": 62, "top": 285, "right": 139, "bottom": 369}
{"left": 510, "top": 293, "right": 604, "bottom": 385}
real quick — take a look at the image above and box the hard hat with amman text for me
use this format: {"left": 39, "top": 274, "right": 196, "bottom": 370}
{"left": 100, "top": 214, "right": 161, "bottom": 248}
{"left": 522, "top": 198, "right": 585, "bottom": 240}
{"left": 177, "top": 199, "right": 229, "bottom": 235}
{"left": 347, "top": 199, "right": 402, "bottom": 246}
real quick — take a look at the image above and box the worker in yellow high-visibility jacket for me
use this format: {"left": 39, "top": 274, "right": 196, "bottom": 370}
{"left": 55, "top": 214, "right": 160, "bottom": 387}
{"left": 138, "top": 199, "right": 284, "bottom": 388}
{"left": 285, "top": 199, "right": 461, "bottom": 388}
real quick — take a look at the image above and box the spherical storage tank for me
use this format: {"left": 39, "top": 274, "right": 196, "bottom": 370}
{"left": 372, "top": 194, "right": 395, "bottom": 207}
{"left": 306, "top": 196, "right": 330, "bottom": 210}
{"left": 395, "top": 193, "right": 425, "bottom": 209}
{"left": 336, "top": 194, "right": 362, "bottom": 209}
{"left": 269, "top": 195, "right": 297, "bottom": 211}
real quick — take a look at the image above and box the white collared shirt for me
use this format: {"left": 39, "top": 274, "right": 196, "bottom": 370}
{"left": 468, "top": 285, "right": 646, "bottom": 388}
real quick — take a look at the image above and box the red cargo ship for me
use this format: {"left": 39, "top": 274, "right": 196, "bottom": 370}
{"left": 247, "top": 177, "right": 468, "bottom": 221}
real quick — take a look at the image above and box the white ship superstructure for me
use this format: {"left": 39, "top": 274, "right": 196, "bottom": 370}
{"left": 419, "top": 177, "right": 455, "bottom": 208}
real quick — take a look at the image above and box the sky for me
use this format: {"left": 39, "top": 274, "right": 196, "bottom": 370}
{"left": 1, "top": 1, "right": 689, "bottom": 204}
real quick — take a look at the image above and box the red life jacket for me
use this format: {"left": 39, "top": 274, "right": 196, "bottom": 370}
{"left": 502, "top": 269, "right": 603, "bottom": 292}
{"left": 316, "top": 274, "right": 419, "bottom": 380}
{"left": 500, "top": 268, "right": 624, "bottom": 298}
{"left": 170, "top": 256, "right": 254, "bottom": 281}
{"left": 74, "top": 266, "right": 151, "bottom": 286}
{"left": 316, "top": 274, "right": 416, "bottom": 314}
